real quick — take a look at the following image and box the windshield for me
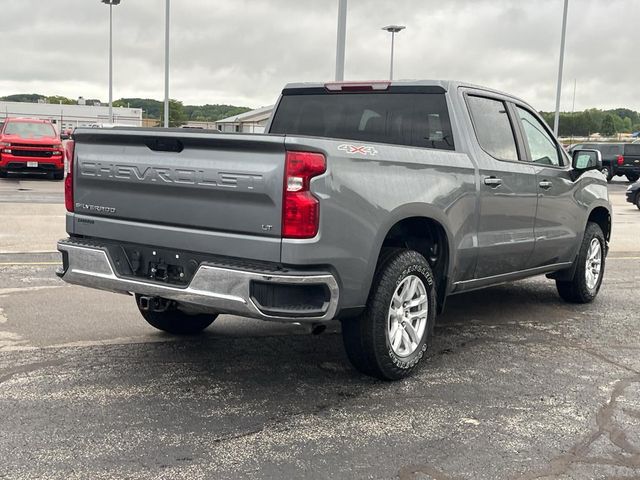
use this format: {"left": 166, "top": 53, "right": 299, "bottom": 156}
{"left": 4, "top": 121, "right": 56, "bottom": 138}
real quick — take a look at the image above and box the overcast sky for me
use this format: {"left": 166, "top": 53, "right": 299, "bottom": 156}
{"left": 0, "top": 0, "right": 636, "bottom": 111}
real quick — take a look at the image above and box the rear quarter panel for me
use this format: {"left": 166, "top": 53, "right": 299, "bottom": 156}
{"left": 281, "top": 136, "right": 478, "bottom": 309}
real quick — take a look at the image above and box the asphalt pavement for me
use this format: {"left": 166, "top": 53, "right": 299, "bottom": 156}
{"left": 0, "top": 175, "right": 639, "bottom": 479}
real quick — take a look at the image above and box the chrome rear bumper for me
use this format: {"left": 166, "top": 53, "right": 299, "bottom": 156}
{"left": 56, "top": 240, "right": 339, "bottom": 322}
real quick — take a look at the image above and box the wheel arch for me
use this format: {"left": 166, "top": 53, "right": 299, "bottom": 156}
{"left": 366, "top": 205, "right": 455, "bottom": 311}
{"left": 587, "top": 204, "right": 611, "bottom": 243}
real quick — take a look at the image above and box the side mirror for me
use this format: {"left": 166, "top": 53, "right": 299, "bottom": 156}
{"left": 572, "top": 149, "right": 602, "bottom": 174}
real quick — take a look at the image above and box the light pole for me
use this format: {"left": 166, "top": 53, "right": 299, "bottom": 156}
{"left": 553, "top": 0, "right": 569, "bottom": 137}
{"left": 382, "top": 25, "right": 405, "bottom": 81}
{"left": 101, "top": 0, "right": 121, "bottom": 124}
{"left": 335, "top": 0, "right": 347, "bottom": 81}
{"left": 164, "top": 0, "right": 170, "bottom": 128}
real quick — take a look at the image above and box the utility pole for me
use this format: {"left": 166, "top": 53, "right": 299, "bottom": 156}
{"left": 382, "top": 25, "right": 405, "bottom": 81}
{"left": 164, "top": 0, "right": 170, "bottom": 128}
{"left": 101, "top": 0, "right": 122, "bottom": 124}
{"left": 569, "top": 79, "right": 576, "bottom": 144}
{"left": 335, "top": 0, "right": 347, "bottom": 81}
{"left": 553, "top": 0, "right": 569, "bottom": 137}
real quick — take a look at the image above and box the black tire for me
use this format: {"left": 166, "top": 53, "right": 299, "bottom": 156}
{"left": 626, "top": 174, "right": 640, "bottom": 183}
{"left": 0, "top": 170, "right": 6, "bottom": 178}
{"left": 135, "top": 295, "right": 217, "bottom": 334}
{"left": 341, "top": 249, "right": 436, "bottom": 380}
{"left": 635, "top": 193, "right": 640, "bottom": 210}
{"left": 601, "top": 167, "right": 612, "bottom": 183}
{"left": 556, "top": 222, "right": 605, "bottom": 303}
{"left": 53, "top": 170, "right": 64, "bottom": 181}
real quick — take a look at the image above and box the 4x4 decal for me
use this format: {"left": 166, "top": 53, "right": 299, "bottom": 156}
{"left": 338, "top": 144, "right": 379, "bottom": 156}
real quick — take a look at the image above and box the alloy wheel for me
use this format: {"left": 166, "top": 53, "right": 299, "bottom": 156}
{"left": 585, "top": 238, "right": 602, "bottom": 290}
{"left": 387, "top": 275, "right": 429, "bottom": 357}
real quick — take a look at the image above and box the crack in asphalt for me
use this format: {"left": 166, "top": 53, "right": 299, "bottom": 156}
{"left": 398, "top": 464, "right": 461, "bottom": 480}
{"left": 515, "top": 375, "right": 640, "bottom": 480}
{"left": 399, "top": 322, "right": 640, "bottom": 479}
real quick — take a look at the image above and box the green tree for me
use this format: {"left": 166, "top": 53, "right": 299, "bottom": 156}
{"left": 114, "top": 98, "right": 163, "bottom": 118}
{"left": 583, "top": 110, "right": 597, "bottom": 136}
{"left": 600, "top": 114, "right": 616, "bottom": 137}
{"left": 158, "top": 99, "right": 187, "bottom": 127}
{"left": 0, "top": 93, "right": 46, "bottom": 103}
{"left": 46, "top": 95, "right": 76, "bottom": 105}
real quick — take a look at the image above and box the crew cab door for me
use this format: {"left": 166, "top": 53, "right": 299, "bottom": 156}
{"left": 512, "top": 105, "right": 581, "bottom": 268}
{"left": 464, "top": 93, "right": 538, "bottom": 279}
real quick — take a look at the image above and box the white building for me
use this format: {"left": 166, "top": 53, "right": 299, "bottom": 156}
{"left": 0, "top": 100, "right": 143, "bottom": 132}
{"left": 213, "top": 105, "right": 274, "bottom": 133}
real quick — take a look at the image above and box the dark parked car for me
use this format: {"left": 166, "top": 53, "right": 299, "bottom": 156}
{"left": 626, "top": 180, "right": 640, "bottom": 209}
{"left": 569, "top": 143, "right": 640, "bottom": 182}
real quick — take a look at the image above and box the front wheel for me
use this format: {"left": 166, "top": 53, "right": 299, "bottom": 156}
{"left": 556, "top": 222, "right": 605, "bottom": 303}
{"left": 341, "top": 249, "right": 436, "bottom": 380}
{"left": 135, "top": 295, "right": 217, "bottom": 334}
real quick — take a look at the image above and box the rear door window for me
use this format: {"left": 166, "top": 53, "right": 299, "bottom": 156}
{"left": 466, "top": 95, "right": 518, "bottom": 161}
{"left": 270, "top": 92, "right": 455, "bottom": 150}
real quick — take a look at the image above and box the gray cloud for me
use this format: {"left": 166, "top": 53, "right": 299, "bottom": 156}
{"left": 0, "top": 0, "right": 636, "bottom": 111}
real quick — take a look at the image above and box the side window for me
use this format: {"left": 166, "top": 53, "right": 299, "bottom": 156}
{"left": 467, "top": 95, "right": 518, "bottom": 161}
{"left": 516, "top": 107, "right": 562, "bottom": 166}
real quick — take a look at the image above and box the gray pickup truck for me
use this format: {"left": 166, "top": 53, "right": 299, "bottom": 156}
{"left": 57, "top": 80, "right": 611, "bottom": 380}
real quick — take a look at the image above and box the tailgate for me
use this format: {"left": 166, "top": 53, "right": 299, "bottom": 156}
{"left": 71, "top": 128, "right": 286, "bottom": 257}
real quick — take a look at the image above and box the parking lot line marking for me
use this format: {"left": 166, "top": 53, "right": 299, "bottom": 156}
{"left": 0, "top": 262, "right": 61, "bottom": 266}
{"left": 608, "top": 256, "right": 640, "bottom": 260}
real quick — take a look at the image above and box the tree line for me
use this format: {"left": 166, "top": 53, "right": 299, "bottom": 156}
{"left": 539, "top": 108, "right": 640, "bottom": 138}
{"left": 0, "top": 94, "right": 251, "bottom": 127}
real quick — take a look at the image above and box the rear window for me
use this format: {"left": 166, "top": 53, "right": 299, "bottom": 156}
{"left": 4, "top": 121, "right": 56, "bottom": 138}
{"left": 270, "top": 92, "right": 455, "bottom": 151}
{"left": 596, "top": 144, "right": 623, "bottom": 156}
{"left": 624, "top": 144, "right": 640, "bottom": 156}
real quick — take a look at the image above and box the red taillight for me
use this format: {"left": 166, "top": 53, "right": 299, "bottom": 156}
{"left": 64, "top": 140, "right": 75, "bottom": 212}
{"left": 283, "top": 151, "right": 326, "bottom": 239}
{"left": 617, "top": 155, "right": 624, "bottom": 166}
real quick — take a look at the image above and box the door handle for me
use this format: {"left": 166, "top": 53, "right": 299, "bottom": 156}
{"left": 539, "top": 180, "right": 553, "bottom": 190}
{"left": 483, "top": 176, "right": 503, "bottom": 188}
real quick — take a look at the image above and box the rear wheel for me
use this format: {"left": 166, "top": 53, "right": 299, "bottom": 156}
{"left": 341, "top": 249, "right": 436, "bottom": 380}
{"left": 556, "top": 222, "right": 605, "bottom": 303}
{"left": 626, "top": 173, "right": 639, "bottom": 183}
{"left": 135, "top": 294, "right": 217, "bottom": 334}
{"left": 601, "top": 166, "right": 612, "bottom": 182}
{"left": 636, "top": 193, "right": 640, "bottom": 210}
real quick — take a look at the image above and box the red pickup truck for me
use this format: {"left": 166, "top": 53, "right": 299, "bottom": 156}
{"left": 0, "top": 118, "right": 65, "bottom": 179}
